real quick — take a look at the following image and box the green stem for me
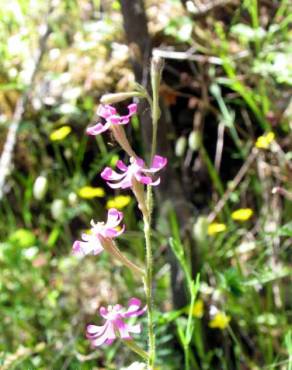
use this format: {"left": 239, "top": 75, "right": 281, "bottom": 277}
{"left": 143, "top": 213, "right": 155, "bottom": 369}
{"left": 124, "top": 339, "right": 149, "bottom": 361}
{"left": 141, "top": 56, "right": 164, "bottom": 369}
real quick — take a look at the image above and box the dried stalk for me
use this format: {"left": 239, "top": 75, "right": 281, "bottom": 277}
{"left": 0, "top": 4, "right": 52, "bottom": 200}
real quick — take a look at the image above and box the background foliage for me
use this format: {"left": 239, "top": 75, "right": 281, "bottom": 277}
{"left": 0, "top": 0, "right": 291, "bottom": 369}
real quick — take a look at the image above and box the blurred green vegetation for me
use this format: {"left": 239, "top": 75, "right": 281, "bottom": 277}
{"left": 0, "top": 0, "right": 291, "bottom": 369}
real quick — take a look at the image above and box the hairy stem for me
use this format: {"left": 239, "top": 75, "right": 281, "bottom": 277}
{"left": 141, "top": 56, "right": 164, "bottom": 369}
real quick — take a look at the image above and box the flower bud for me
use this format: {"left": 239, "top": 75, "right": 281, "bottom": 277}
{"left": 100, "top": 92, "right": 144, "bottom": 104}
{"left": 175, "top": 136, "right": 187, "bottom": 157}
{"left": 188, "top": 131, "right": 201, "bottom": 151}
{"left": 68, "top": 192, "right": 78, "bottom": 206}
{"left": 33, "top": 176, "right": 48, "bottom": 200}
{"left": 151, "top": 54, "right": 164, "bottom": 74}
{"left": 193, "top": 216, "right": 208, "bottom": 242}
{"left": 51, "top": 199, "right": 65, "bottom": 220}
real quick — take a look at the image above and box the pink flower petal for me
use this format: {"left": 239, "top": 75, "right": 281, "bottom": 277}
{"left": 72, "top": 241, "right": 82, "bottom": 255}
{"left": 116, "top": 160, "right": 128, "bottom": 172}
{"left": 135, "top": 158, "right": 145, "bottom": 167}
{"left": 98, "top": 105, "right": 117, "bottom": 119}
{"left": 122, "top": 298, "right": 147, "bottom": 318}
{"left": 143, "top": 155, "right": 167, "bottom": 173}
{"left": 106, "top": 208, "right": 123, "bottom": 227}
{"left": 86, "top": 324, "right": 106, "bottom": 337}
{"left": 104, "top": 228, "right": 119, "bottom": 238}
{"left": 151, "top": 155, "right": 167, "bottom": 171}
{"left": 86, "top": 121, "right": 111, "bottom": 136}
{"left": 91, "top": 322, "right": 116, "bottom": 347}
{"left": 101, "top": 167, "right": 125, "bottom": 181}
{"left": 109, "top": 116, "right": 122, "bottom": 125}
{"left": 114, "top": 223, "right": 126, "bottom": 237}
{"left": 135, "top": 173, "right": 153, "bottom": 185}
{"left": 127, "top": 103, "right": 137, "bottom": 115}
{"left": 99, "top": 306, "right": 109, "bottom": 318}
{"left": 150, "top": 177, "right": 161, "bottom": 186}
{"left": 116, "top": 319, "right": 132, "bottom": 340}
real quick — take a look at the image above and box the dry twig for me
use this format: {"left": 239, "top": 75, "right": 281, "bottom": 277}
{"left": 0, "top": 4, "right": 52, "bottom": 200}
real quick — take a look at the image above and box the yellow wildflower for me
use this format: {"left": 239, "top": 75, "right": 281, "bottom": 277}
{"left": 192, "top": 299, "right": 204, "bottom": 318}
{"left": 231, "top": 208, "right": 253, "bottom": 221}
{"left": 106, "top": 195, "right": 131, "bottom": 210}
{"left": 208, "top": 222, "right": 227, "bottom": 235}
{"left": 255, "top": 132, "right": 275, "bottom": 149}
{"left": 209, "top": 312, "right": 231, "bottom": 329}
{"left": 78, "top": 186, "right": 105, "bottom": 199}
{"left": 50, "top": 126, "right": 72, "bottom": 141}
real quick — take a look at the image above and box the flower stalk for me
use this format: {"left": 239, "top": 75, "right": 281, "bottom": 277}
{"left": 101, "top": 237, "right": 145, "bottom": 276}
{"left": 142, "top": 55, "right": 164, "bottom": 369}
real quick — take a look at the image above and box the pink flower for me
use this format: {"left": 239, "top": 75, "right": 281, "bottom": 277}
{"left": 86, "top": 103, "right": 137, "bottom": 136}
{"left": 86, "top": 298, "right": 146, "bottom": 347}
{"left": 101, "top": 155, "right": 167, "bottom": 189}
{"left": 72, "top": 208, "right": 125, "bottom": 256}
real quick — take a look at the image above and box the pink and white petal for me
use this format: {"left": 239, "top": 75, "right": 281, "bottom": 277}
{"left": 91, "top": 326, "right": 114, "bottom": 347}
{"left": 143, "top": 155, "right": 168, "bottom": 173}
{"left": 120, "top": 179, "right": 133, "bottom": 189}
{"left": 92, "top": 243, "right": 104, "bottom": 255}
{"left": 127, "top": 323, "right": 141, "bottom": 334}
{"left": 115, "top": 319, "right": 132, "bottom": 340}
{"left": 119, "top": 117, "right": 130, "bottom": 125}
{"left": 107, "top": 208, "right": 123, "bottom": 222}
{"left": 109, "top": 116, "right": 121, "bottom": 125}
{"left": 151, "top": 155, "right": 168, "bottom": 171}
{"left": 122, "top": 298, "right": 146, "bottom": 318}
{"left": 127, "top": 103, "right": 137, "bottom": 115}
{"left": 105, "top": 179, "right": 128, "bottom": 189}
{"left": 86, "top": 122, "right": 109, "bottom": 136}
{"left": 104, "top": 338, "right": 115, "bottom": 345}
{"left": 98, "top": 105, "right": 117, "bottom": 119}
{"left": 135, "top": 173, "right": 153, "bottom": 185}
{"left": 78, "top": 242, "right": 94, "bottom": 256}
{"left": 114, "top": 223, "right": 125, "bottom": 237}
{"left": 72, "top": 241, "right": 82, "bottom": 256}
{"left": 126, "top": 297, "right": 141, "bottom": 310}
{"left": 150, "top": 177, "right": 161, "bottom": 186}
{"left": 104, "top": 228, "right": 119, "bottom": 238}
{"left": 116, "top": 160, "right": 128, "bottom": 172}
{"left": 102, "top": 322, "right": 116, "bottom": 342}
{"left": 135, "top": 158, "right": 145, "bottom": 168}
{"left": 106, "top": 208, "right": 123, "bottom": 228}
{"left": 101, "top": 167, "right": 126, "bottom": 181}
{"left": 80, "top": 232, "right": 91, "bottom": 241}
{"left": 86, "top": 324, "right": 107, "bottom": 338}
{"left": 99, "top": 306, "right": 109, "bottom": 318}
